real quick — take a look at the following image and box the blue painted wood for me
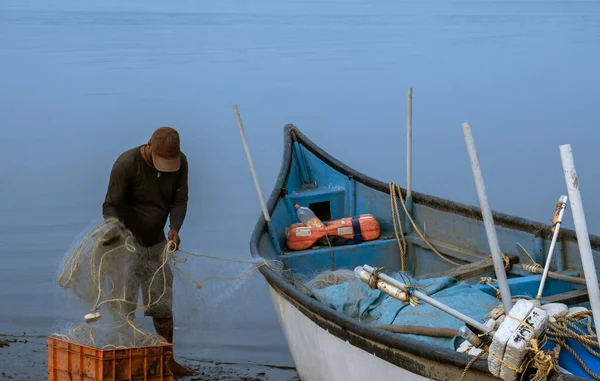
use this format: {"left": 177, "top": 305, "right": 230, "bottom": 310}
{"left": 405, "top": 195, "right": 413, "bottom": 234}
{"left": 535, "top": 236, "right": 545, "bottom": 265}
{"left": 293, "top": 141, "right": 311, "bottom": 185}
{"left": 474, "top": 273, "right": 583, "bottom": 300}
{"left": 347, "top": 178, "right": 356, "bottom": 217}
{"left": 555, "top": 239, "right": 565, "bottom": 272}
{"left": 257, "top": 128, "right": 600, "bottom": 301}
{"left": 250, "top": 126, "right": 600, "bottom": 381}
{"left": 267, "top": 221, "right": 283, "bottom": 254}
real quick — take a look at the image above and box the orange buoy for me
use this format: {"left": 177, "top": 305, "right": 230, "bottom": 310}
{"left": 285, "top": 214, "right": 381, "bottom": 251}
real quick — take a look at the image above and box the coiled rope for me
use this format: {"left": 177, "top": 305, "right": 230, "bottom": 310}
{"left": 547, "top": 311, "right": 600, "bottom": 380}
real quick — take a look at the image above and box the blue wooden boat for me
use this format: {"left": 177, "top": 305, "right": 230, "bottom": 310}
{"left": 249, "top": 125, "right": 599, "bottom": 381}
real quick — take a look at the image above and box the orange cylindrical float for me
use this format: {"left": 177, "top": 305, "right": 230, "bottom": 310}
{"left": 285, "top": 214, "right": 381, "bottom": 251}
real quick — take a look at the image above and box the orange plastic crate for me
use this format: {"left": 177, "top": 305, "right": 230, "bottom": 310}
{"left": 47, "top": 337, "right": 174, "bottom": 381}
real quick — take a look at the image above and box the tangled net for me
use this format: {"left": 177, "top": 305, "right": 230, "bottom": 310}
{"left": 55, "top": 218, "right": 170, "bottom": 349}
{"left": 54, "top": 217, "right": 288, "bottom": 349}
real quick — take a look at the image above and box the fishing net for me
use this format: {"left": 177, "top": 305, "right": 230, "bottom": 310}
{"left": 54, "top": 217, "right": 287, "bottom": 349}
{"left": 55, "top": 217, "right": 171, "bottom": 348}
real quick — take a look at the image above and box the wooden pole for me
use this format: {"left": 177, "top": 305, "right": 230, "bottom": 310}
{"left": 233, "top": 104, "right": 271, "bottom": 222}
{"left": 559, "top": 144, "right": 600, "bottom": 348}
{"left": 406, "top": 87, "right": 413, "bottom": 199}
{"left": 461, "top": 122, "right": 513, "bottom": 314}
{"left": 233, "top": 105, "right": 282, "bottom": 254}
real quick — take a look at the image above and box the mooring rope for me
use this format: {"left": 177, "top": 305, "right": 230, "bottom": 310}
{"left": 389, "top": 183, "right": 408, "bottom": 271}
{"left": 388, "top": 182, "right": 462, "bottom": 267}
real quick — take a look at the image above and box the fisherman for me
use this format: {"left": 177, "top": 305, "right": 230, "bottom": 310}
{"left": 102, "top": 126, "right": 195, "bottom": 377}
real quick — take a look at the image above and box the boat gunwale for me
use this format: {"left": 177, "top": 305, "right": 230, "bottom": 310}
{"left": 249, "top": 124, "right": 589, "bottom": 381}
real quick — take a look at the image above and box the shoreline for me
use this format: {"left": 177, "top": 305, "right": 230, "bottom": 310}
{"left": 0, "top": 334, "right": 299, "bottom": 381}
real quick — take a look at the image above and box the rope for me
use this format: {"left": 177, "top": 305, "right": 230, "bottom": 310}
{"left": 460, "top": 312, "right": 559, "bottom": 381}
{"left": 479, "top": 277, "right": 502, "bottom": 300}
{"left": 522, "top": 263, "right": 543, "bottom": 274}
{"left": 388, "top": 182, "right": 462, "bottom": 267}
{"left": 502, "top": 253, "right": 511, "bottom": 271}
{"left": 546, "top": 311, "right": 600, "bottom": 380}
{"left": 56, "top": 219, "right": 288, "bottom": 349}
{"left": 389, "top": 183, "right": 408, "bottom": 271}
{"left": 367, "top": 267, "right": 384, "bottom": 290}
{"left": 403, "top": 284, "right": 422, "bottom": 307}
{"left": 459, "top": 350, "right": 484, "bottom": 381}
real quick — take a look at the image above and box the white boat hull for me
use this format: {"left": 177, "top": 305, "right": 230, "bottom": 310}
{"left": 267, "top": 284, "right": 478, "bottom": 381}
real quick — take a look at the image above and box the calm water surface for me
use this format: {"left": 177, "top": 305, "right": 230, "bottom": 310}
{"left": 2, "top": 0, "right": 600, "bottom": 369}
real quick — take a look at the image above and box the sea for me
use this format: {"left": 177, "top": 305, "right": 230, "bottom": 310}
{"left": 1, "top": 0, "right": 600, "bottom": 379}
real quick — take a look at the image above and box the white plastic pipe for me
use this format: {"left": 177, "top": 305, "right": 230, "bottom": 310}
{"left": 536, "top": 195, "right": 568, "bottom": 299}
{"left": 358, "top": 264, "right": 491, "bottom": 334}
{"left": 233, "top": 104, "right": 271, "bottom": 222}
{"left": 461, "top": 122, "right": 513, "bottom": 314}
{"left": 407, "top": 87, "right": 413, "bottom": 198}
{"left": 559, "top": 144, "right": 600, "bottom": 348}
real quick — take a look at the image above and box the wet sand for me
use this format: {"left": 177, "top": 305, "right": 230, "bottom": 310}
{"left": 0, "top": 334, "right": 299, "bottom": 381}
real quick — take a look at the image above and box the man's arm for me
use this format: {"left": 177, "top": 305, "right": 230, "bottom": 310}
{"left": 169, "top": 155, "right": 188, "bottom": 232}
{"left": 102, "top": 160, "right": 129, "bottom": 221}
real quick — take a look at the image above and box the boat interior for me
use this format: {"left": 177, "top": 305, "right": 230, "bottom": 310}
{"left": 256, "top": 129, "right": 591, "bottom": 311}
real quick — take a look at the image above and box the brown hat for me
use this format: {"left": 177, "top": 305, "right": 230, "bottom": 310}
{"left": 149, "top": 126, "right": 181, "bottom": 172}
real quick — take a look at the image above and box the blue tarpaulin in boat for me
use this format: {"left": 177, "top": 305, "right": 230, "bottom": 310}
{"left": 310, "top": 272, "right": 500, "bottom": 349}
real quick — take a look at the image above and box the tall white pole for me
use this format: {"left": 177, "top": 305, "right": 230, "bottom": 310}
{"left": 233, "top": 104, "right": 271, "bottom": 222}
{"left": 406, "top": 87, "right": 413, "bottom": 198}
{"left": 559, "top": 144, "right": 600, "bottom": 348}
{"left": 461, "top": 122, "right": 513, "bottom": 314}
{"left": 536, "top": 195, "right": 568, "bottom": 299}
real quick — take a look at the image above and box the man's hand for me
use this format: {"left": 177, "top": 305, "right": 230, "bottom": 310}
{"left": 168, "top": 229, "right": 181, "bottom": 250}
{"left": 100, "top": 219, "right": 126, "bottom": 246}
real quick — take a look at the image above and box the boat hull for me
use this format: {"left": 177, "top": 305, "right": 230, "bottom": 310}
{"left": 267, "top": 280, "right": 498, "bottom": 381}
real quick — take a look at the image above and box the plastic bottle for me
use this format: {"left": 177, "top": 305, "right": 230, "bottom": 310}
{"left": 294, "top": 204, "right": 324, "bottom": 228}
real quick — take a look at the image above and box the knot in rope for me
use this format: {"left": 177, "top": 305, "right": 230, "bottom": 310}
{"left": 403, "top": 284, "right": 421, "bottom": 306}
{"left": 526, "top": 337, "right": 558, "bottom": 381}
{"left": 368, "top": 267, "right": 383, "bottom": 290}
{"left": 479, "top": 277, "right": 502, "bottom": 300}
{"left": 501, "top": 253, "right": 511, "bottom": 271}
{"left": 166, "top": 240, "right": 178, "bottom": 255}
{"left": 522, "top": 263, "right": 543, "bottom": 274}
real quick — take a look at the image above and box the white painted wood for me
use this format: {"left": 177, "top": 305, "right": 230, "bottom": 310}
{"left": 407, "top": 87, "right": 413, "bottom": 198}
{"left": 232, "top": 104, "right": 271, "bottom": 222}
{"left": 461, "top": 122, "right": 513, "bottom": 314}
{"left": 559, "top": 143, "right": 600, "bottom": 349}
{"left": 267, "top": 285, "right": 431, "bottom": 381}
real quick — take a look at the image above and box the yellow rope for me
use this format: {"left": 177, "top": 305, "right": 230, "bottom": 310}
{"left": 459, "top": 350, "right": 484, "bottom": 381}
{"left": 389, "top": 183, "right": 408, "bottom": 271}
{"left": 546, "top": 311, "right": 600, "bottom": 380}
{"left": 479, "top": 277, "right": 502, "bottom": 300}
{"left": 389, "top": 182, "right": 462, "bottom": 267}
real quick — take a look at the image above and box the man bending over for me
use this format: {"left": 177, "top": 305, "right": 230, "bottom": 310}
{"left": 102, "top": 126, "right": 195, "bottom": 377}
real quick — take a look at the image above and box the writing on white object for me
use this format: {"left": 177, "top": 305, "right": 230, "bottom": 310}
{"left": 337, "top": 227, "right": 353, "bottom": 235}
{"left": 488, "top": 299, "right": 549, "bottom": 381}
{"left": 295, "top": 229, "right": 312, "bottom": 237}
